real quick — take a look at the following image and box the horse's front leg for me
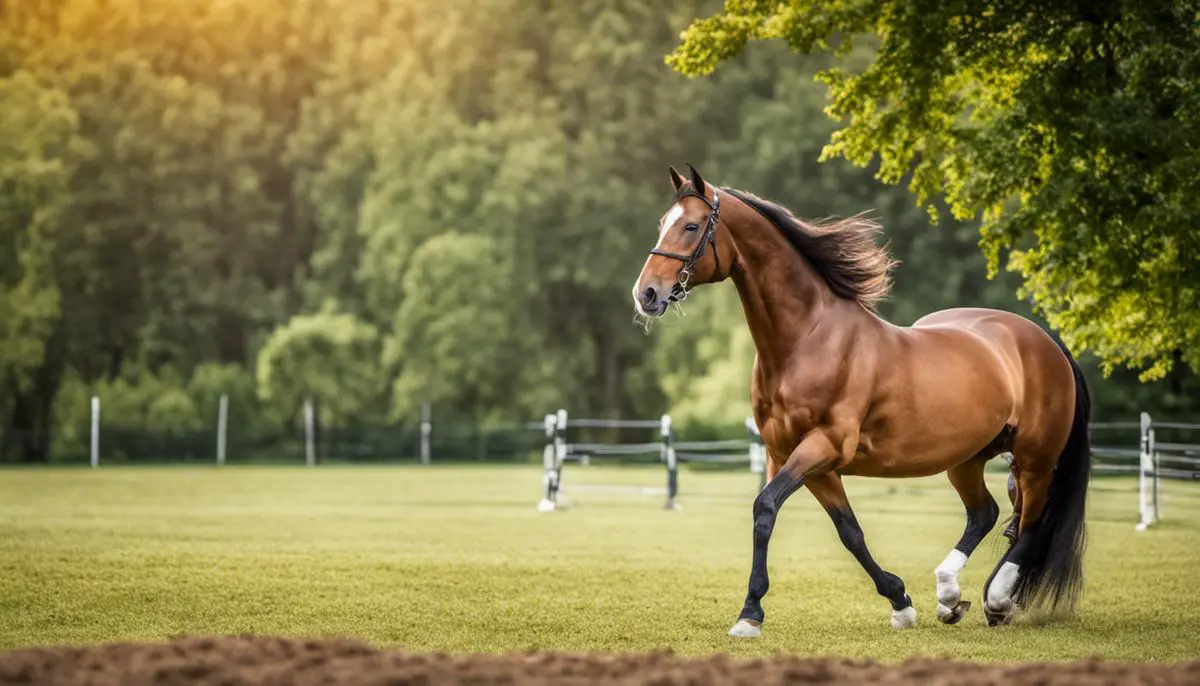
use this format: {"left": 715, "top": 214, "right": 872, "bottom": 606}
{"left": 728, "top": 432, "right": 838, "bottom": 638}
{"left": 807, "top": 472, "right": 917, "bottom": 629}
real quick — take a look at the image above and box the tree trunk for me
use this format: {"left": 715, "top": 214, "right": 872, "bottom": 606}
{"left": 7, "top": 342, "right": 65, "bottom": 463}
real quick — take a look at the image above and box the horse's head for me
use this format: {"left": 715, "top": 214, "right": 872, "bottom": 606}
{"left": 632, "top": 164, "right": 733, "bottom": 318}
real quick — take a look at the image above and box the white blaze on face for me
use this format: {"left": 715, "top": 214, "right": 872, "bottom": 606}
{"left": 634, "top": 203, "right": 685, "bottom": 313}
{"left": 658, "top": 204, "right": 684, "bottom": 243}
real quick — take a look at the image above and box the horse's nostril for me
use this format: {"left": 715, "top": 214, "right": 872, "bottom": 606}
{"left": 642, "top": 286, "right": 657, "bottom": 304}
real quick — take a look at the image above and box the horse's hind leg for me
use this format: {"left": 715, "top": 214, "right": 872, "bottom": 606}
{"left": 808, "top": 473, "right": 916, "bottom": 629}
{"left": 1002, "top": 454, "right": 1020, "bottom": 544}
{"left": 983, "top": 464, "right": 1053, "bottom": 625}
{"left": 935, "top": 457, "right": 1000, "bottom": 625}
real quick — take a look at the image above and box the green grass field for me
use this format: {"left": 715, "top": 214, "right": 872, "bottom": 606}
{"left": 2, "top": 464, "right": 1199, "bottom": 662}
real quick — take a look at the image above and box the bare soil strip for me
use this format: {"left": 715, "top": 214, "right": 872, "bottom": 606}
{"left": 1, "top": 636, "right": 1197, "bottom": 685}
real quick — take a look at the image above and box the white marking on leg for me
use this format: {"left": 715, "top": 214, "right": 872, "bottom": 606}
{"left": 935, "top": 549, "right": 968, "bottom": 604}
{"left": 890, "top": 606, "right": 917, "bottom": 629}
{"left": 728, "top": 618, "right": 761, "bottom": 638}
{"left": 986, "top": 561, "right": 1020, "bottom": 612}
{"left": 935, "top": 549, "right": 968, "bottom": 620}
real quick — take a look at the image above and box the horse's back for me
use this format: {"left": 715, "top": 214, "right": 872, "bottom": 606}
{"left": 911, "top": 307, "right": 1067, "bottom": 374}
{"left": 913, "top": 307, "right": 1034, "bottom": 335}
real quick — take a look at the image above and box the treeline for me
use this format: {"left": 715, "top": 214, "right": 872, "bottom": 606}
{"left": 1, "top": 0, "right": 1194, "bottom": 462}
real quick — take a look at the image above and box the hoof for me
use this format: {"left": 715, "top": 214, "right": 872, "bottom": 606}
{"left": 536, "top": 499, "right": 557, "bottom": 512}
{"left": 936, "top": 600, "right": 971, "bottom": 625}
{"left": 983, "top": 561, "right": 1019, "bottom": 626}
{"left": 983, "top": 598, "right": 1014, "bottom": 626}
{"left": 890, "top": 606, "right": 917, "bottom": 629}
{"left": 728, "top": 618, "right": 762, "bottom": 638}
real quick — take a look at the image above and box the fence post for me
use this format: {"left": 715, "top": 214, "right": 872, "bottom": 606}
{"left": 1151, "top": 419, "right": 1160, "bottom": 525}
{"left": 746, "top": 416, "right": 766, "bottom": 490}
{"left": 554, "top": 408, "right": 568, "bottom": 493}
{"left": 662, "top": 414, "right": 679, "bottom": 510}
{"left": 538, "top": 413, "right": 558, "bottom": 511}
{"left": 90, "top": 396, "right": 100, "bottom": 468}
{"left": 1137, "top": 411, "right": 1157, "bottom": 530}
{"left": 420, "top": 403, "right": 431, "bottom": 465}
{"left": 216, "top": 394, "right": 228, "bottom": 466}
{"left": 304, "top": 398, "right": 316, "bottom": 467}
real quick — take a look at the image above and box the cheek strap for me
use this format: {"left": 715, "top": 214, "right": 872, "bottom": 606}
{"left": 648, "top": 188, "right": 721, "bottom": 289}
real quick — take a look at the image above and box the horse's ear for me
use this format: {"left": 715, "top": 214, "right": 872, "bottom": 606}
{"left": 687, "top": 163, "right": 707, "bottom": 194}
{"left": 668, "top": 166, "right": 684, "bottom": 191}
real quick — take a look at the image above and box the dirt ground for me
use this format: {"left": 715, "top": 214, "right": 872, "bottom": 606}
{"left": 1, "top": 636, "right": 1197, "bottom": 685}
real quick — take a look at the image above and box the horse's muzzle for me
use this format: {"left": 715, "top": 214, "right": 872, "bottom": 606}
{"left": 633, "top": 282, "right": 670, "bottom": 317}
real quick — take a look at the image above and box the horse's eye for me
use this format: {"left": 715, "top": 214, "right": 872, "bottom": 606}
{"left": 684, "top": 223, "right": 699, "bottom": 232}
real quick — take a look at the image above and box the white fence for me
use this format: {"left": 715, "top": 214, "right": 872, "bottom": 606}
{"left": 533, "top": 410, "right": 1199, "bottom": 527}
{"left": 536, "top": 410, "right": 766, "bottom": 512}
{"left": 1090, "top": 412, "right": 1199, "bottom": 530}
{"left": 78, "top": 396, "right": 1198, "bottom": 530}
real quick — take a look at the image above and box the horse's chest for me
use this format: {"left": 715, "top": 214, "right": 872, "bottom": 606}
{"left": 757, "top": 401, "right": 817, "bottom": 462}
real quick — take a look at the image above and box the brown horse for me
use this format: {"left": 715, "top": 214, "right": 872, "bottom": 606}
{"left": 633, "top": 165, "right": 1090, "bottom": 635}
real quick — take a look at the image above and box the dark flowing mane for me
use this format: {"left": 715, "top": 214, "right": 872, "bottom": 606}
{"left": 721, "top": 187, "right": 897, "bottom": 311}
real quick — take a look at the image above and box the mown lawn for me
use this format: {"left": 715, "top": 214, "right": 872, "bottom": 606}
{"left": 2, "top": 464, "right": 1198, "bottom": 661}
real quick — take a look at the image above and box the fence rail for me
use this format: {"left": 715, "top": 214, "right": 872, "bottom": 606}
{"left": 0, "top": 394, "right": 547, "bottom": 465}
{"left": 535, "top": 410, "right": 768, "bottom": 512}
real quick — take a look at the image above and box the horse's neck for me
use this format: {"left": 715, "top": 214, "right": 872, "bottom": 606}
{"left": 723, "top": 195, "right": 837, "bottom": 373}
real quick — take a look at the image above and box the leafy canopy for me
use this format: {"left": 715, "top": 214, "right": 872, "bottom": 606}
{"left": 668, "top": 0, "right": 1200, "bottom": 380}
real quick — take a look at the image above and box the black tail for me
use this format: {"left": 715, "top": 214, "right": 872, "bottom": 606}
{"left": 1010, "top": 339, "right": 1092, "bottom": 616}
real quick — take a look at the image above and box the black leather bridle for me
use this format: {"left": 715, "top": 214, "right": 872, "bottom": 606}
{"left": 648, "top": 185, "right": 721, "bottom": 296}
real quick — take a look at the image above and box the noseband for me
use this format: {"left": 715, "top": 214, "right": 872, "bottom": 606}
{"left": 648, "top": 187, "right": 720, "bottom": 295}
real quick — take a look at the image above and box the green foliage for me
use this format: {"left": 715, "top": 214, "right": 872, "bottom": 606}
{"left": 385, "top": 233, "right": 528, "bottom": 422}
{"left": 54, "top": 366, "right": 201, "bottom": 433}
{"left": 187, "top": 362, "right": 274, "bottom": 435}
{"left": 655, "top": 285, "right": 754, "bottom": 428}
{"left": 256, "top": 310, "right": 383, "bottom": 425}
{"left": 1, "top": 0, "right": 1193, "bottom": 461}
{"left": 144, "top": 388, "right": 203, "bottom": 434}
{"left": 0, "top": 72, "right": 76, "bottom": 410}
{"left": 668, "top": 0, "right": 1200, "bottom": 381}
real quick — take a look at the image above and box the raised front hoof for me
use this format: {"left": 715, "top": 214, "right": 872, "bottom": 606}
{"left": 936, "top": 600, "right": 971, "bottom": 625}
{"left": 890, "top": 606, "right": 917, "bottom": 629}
{"left": 983, "top": 601, "right": 1014, "bottom": 626}
{"left": 728, "top": 618, "right": 762, "bottom": 638}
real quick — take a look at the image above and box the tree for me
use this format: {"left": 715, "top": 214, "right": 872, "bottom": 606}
{"left": 653, "top": 283, "right": 756, "bottom": 429}
{"left": 256, "top": 310, "right": 384, "bottom": 426}
{"left": 0, "top": 0, "right": 335, "bottom": 459}
{"left": 0, "top": 72, "right": 79, "bottom": 461}
{"left": 3, "top": 0, "right": 1188, "bottom": 460}
{"left": 292, "top": 0, "right": 723, "bottom": 423}
{"left": 384, "top": 233, "right": 534, "bottom": 422}
{"left": 667, "top": 0, "right": 1200, "bottom": 381}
